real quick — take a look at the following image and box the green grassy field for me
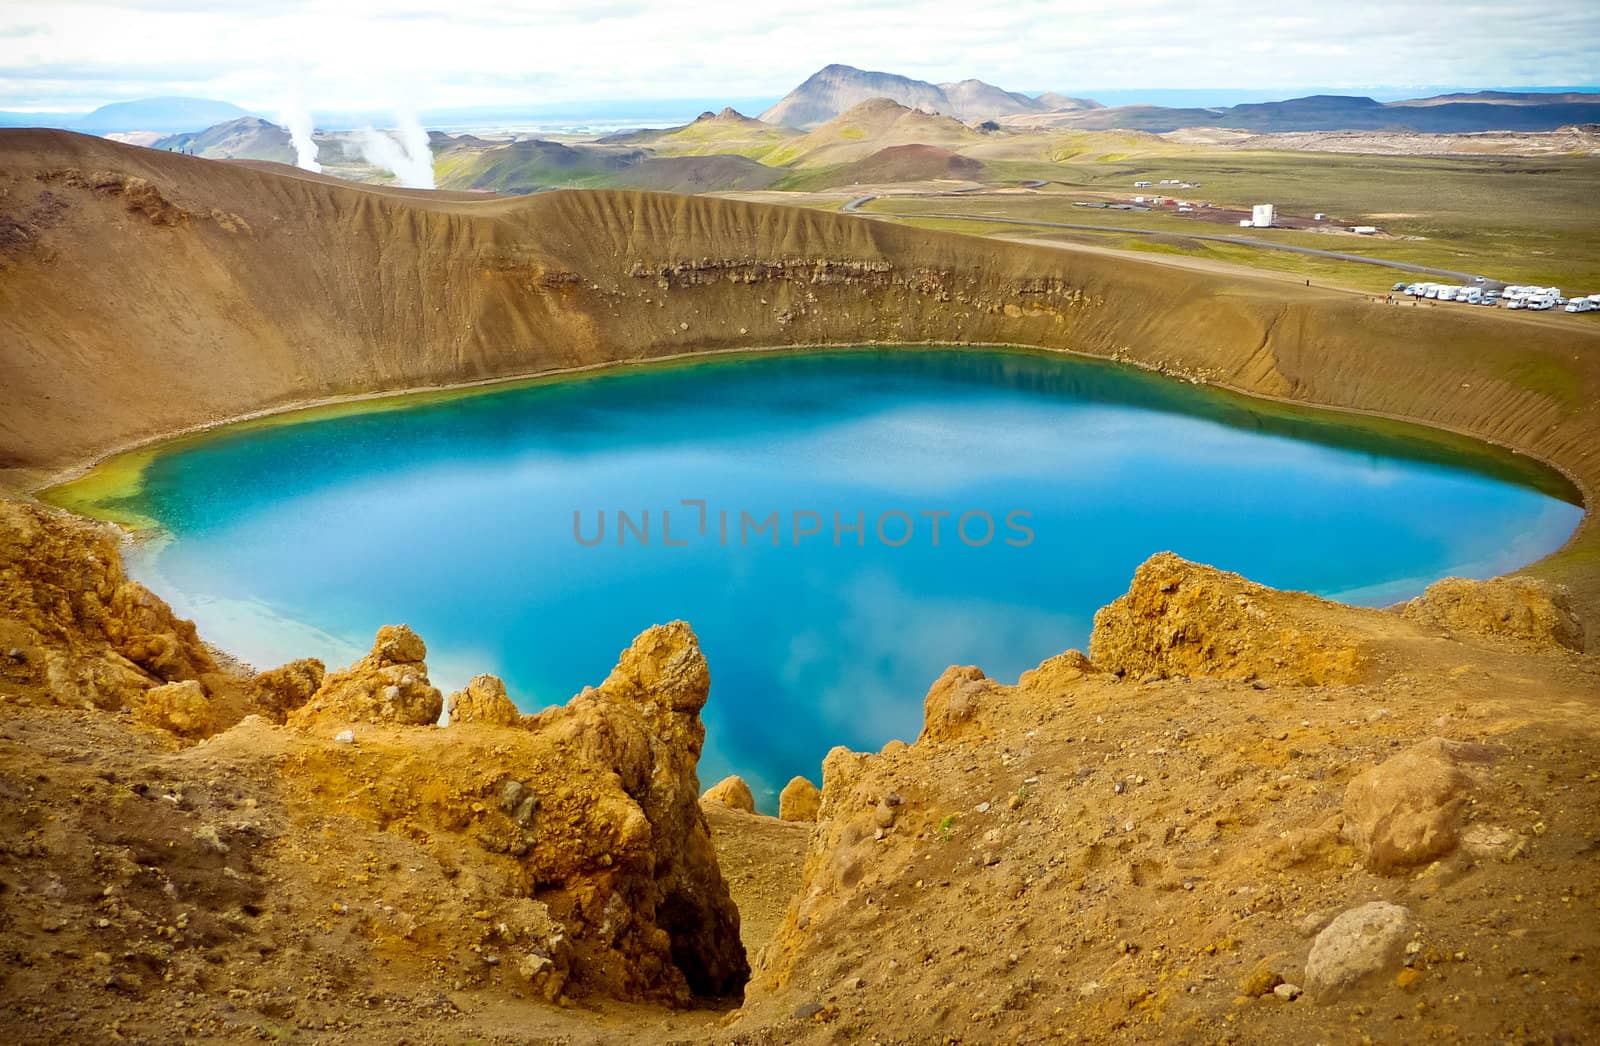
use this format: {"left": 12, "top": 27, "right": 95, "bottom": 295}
{"left": 868, "top": 149, "right": 1600, "bottom": 291}
{"left": 874, "top": 216, "right": 1412, "bottom": 292}
{"left": 428, "top": 120, "right": 1600, "bottom": 294}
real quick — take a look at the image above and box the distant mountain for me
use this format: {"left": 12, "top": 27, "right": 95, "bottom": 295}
{"left": 73, "top": 97, "right": 254, "bottom": 133}
{"left": 0, "top": 96, "right": 254, "bottom": 133}
{"left": 1391, "top": 90, "right": 1600, "bottom": 107}
{"left": 432, "top": 137, "right": 648, "bottom": 193}
{"left": 758, "top": 64, "right": 1098, "bottom": 127}
{"left": 800, "top": 144, "right": 986, "bottom": 190}
{"left": 686, "top": 107, "right": 771, "bottom": 129}
{"left": 598, "top": 107, "right": 799, "bottom": 153}
{"left": 763, "top": 98, "right": 984, "bottom": 168}
{"left": 1004, "top": 92, "right": 1600, "bottom": 133}
{"left": 153, "top": 116, "right": 294, "bottom": 163}
{"left": 609, "top": 155, "right": 784, "bottom": 193}
{"left": 762, "top": 65, "right": 950, "bottom": 127}
{"left": 938, "top": 79, "right": 1050, "bottom": 121}
{"left": 1035, "top": 92, "right": 1102, "bottom": 112}
{"left": 427, "top": 133, "right": 786, "bottom": 195}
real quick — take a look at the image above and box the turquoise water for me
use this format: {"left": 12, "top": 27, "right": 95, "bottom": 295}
{"left": 116, "top": 348, "right": 1582, "bottom": 811}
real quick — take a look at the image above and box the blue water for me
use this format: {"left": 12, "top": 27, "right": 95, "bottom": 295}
{"left": 115, "top": 348, "right": 1582, "bottom": 811}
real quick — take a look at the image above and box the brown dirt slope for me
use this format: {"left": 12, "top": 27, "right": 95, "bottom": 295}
{"left": 763, "top": 98, "right": 985, "bottom": 167}
{"left": 610, "top": 155, "right": 784, "bottom": 193}
{"left": 809, "top": 144, "right": 984, "bottom": 188}
{"left": 734, "top": 554, "right": 1600, "bottom": 1044}
{"left": 1, "top": 128, "right": 1596, "bottom": 631}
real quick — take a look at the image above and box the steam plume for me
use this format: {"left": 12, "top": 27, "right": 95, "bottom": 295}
{"left": 279, "top": 107, "right": 321, "bottom": 173}
{"left": 356, "top": 111, "right": 435, "bottom": 189}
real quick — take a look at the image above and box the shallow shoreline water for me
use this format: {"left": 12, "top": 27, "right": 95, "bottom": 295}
{"left": 42, "top": 341, "right": 1584, "bottom": 521}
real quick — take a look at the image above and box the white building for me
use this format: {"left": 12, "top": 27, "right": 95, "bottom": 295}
{"left": 1251, "top": 204, "right": 1275, "bottom": 228}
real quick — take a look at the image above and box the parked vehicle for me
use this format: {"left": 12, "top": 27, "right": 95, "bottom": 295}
{"left": 1392, "top": 282, "right": 1408, "bottom": 292}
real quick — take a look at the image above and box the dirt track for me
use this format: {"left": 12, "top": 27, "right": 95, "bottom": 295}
{"left": 859, "top": 205, "right": 1497, "bottom": 284}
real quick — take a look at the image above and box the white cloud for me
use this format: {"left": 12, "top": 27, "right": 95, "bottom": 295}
{"left": 0, "top": 0, "right": 1595, "bottom": 112}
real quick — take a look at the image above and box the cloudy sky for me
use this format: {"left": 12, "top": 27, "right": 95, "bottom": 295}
{"left": 2, "top": 0, "right": 1596, "bottom": 112}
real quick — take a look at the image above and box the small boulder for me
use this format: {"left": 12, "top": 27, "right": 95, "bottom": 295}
{"left": 1343, "top": 737, "right": 1500, "bottom": 874}
{"left": 598, "top": 620, "right": 710, "bottom": 713}
{"left": 447, "top": 674, "right": 520, "bottom": 727}
{"left": 250, "top": 658, "right": 325, "bottom": 721}
{"left": 1239, "top": 964, "right": 1284, "bottom": 997}
{"left": 497, "top": 779, "right": 539, "bottom": 826}
{"left": 1305, "top": 901, "right": 1413, "bottom": 999}
{"left": 778, "top": 776, "right": 822, "bottom": 822}
{"left": 107, "top": 580, "right": 216, "bottom": 682}
{"left": 287, "top": 627, "right": 443, "bottom": 729}
{"left": 135, "top": 679, "right": 215, "bottom": 737}
{"left": 371, "top": 624, "right": 428, "bottom": 664}
{"left": 1017, "top": 649, "right": 1097, "bottom": 693}
{"left": 702, "top": 775, "right": 756, "bottom": 813}
{"left": 1089, "top": 552, "right": 1367, "bottom": 686}
{"left": 1401, "top": 575, "right": 1583, "bottom": 651}
{"left": 918, "top": 665, "right": 999, "bottom": 742}
{"left": 1460, "top": 822, "right": 1527, "bottom": 862}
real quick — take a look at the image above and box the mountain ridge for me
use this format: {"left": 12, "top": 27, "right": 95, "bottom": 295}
{"left": 759, "top": 63, "right": 1094, "bottom": 127}
{"left": 759, "top": 67, "right": 1600, "bottom": 132}
{"left": 1002, "top": 90, "right": 1600, "bottom": 133}
{"left": 153, "top": 115, "right": 293, "bottom": 163}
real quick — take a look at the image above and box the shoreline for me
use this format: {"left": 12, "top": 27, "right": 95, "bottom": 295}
{"left": 38, "top": 337, "right": 1588, "bottom": 517}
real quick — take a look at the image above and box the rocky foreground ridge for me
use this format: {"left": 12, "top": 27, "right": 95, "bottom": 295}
{"left": 2, "top": 498, "right": 1598, "bottom": 1043}
{"left": 0, "top": 498, "right": 747, "bottom": 1027}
